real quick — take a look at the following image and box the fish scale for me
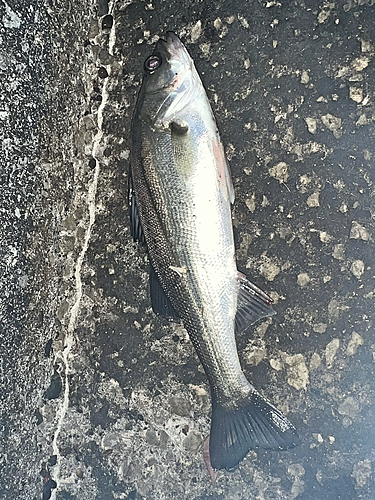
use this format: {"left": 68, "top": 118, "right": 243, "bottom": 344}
{"left": 129, "top": 31, "right": 299, "bottom": 471}
{"left": 141, "top": 104, "right": 241, "bottom": 393}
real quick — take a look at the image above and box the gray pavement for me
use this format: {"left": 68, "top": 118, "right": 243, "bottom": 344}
{"left": 1, "top": 0, "right": 374, "bottom": 499}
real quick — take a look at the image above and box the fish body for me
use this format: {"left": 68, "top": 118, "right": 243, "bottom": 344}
{"left": 130, "top": 32, "right": 299, "bottom": 470}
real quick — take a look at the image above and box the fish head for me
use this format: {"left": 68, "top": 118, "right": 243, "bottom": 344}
{"left": 142, "top": 32, "right": 189, "bottom": 93}
{"left": 139, "top": 32, "right": 203, "bottom": 129}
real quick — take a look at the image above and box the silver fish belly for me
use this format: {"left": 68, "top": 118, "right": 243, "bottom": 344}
{"left": 129, "top": 32, "right": 299, "bottom": 470}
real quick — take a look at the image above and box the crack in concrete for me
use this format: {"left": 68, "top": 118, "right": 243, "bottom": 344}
{"left": 50, "top": 3, "right": 116, "bottom": 497}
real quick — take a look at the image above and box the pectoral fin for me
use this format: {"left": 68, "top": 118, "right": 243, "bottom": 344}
{"left": 170, "top": 120, "right": 189, "bottom": 135}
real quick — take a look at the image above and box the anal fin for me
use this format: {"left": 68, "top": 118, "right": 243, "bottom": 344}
{"left": 235, "top": 272, "right": 276, "bottom": 334}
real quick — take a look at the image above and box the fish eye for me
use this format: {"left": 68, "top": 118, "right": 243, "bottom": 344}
{"left": 144, "top": 54, "right": 162, "bottom": 73}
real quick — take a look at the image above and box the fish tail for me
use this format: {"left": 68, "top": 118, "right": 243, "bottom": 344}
{"left": 209, "top": 390, "right": 300, "bottom": 470}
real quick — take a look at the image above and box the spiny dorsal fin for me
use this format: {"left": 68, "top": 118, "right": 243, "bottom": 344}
{"left": 128, "top": 172, "right": 145, "bottom": 244}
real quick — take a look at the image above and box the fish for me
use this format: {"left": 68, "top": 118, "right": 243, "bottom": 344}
{"left": 129, "top": 31, "right": 299, "bottom": 471}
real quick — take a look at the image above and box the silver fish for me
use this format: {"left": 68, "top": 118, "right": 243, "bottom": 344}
{"left": 129, "top": 32, "right": 299, "bottom": 470}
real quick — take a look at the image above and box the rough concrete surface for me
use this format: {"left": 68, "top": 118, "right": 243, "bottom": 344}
{"left": 1, "top": 0, "right": 374, "bottom": 499}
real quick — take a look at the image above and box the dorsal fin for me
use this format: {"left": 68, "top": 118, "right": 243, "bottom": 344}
{"left": 128, "top": 172, "right": 145, "bottom": 244}
{"left": 224, "top": 157, "right": 235, "bottom": 204}
{"left": 212, "top": 133, "right": 235, "bottom": 204}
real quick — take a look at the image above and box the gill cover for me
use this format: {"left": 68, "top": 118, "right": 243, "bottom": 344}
{"left": 141, "top": 32, "right": 204, "bottom": 129}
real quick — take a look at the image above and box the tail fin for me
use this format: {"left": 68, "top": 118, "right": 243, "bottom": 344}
{"left": 209, "top": 391, "right": 299, "bottom": 470}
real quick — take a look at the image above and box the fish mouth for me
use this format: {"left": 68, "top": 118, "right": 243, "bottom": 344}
{"left": 154, "top": 32, "right": 193, "bottom": 77}
{"left": 154, "top": 32, "right": 188, "bottom": 62}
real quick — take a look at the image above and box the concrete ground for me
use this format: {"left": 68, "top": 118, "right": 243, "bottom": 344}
{"left": 1, "top": 0, "right": 374, "bottom": 499}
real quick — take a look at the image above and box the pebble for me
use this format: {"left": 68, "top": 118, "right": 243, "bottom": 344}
{"left": 312, "top": 433, "right": 324, "bottom": 443}
{"left": 269, "top": 162, "right": 289, "bottom": 183}
{"left": 325, "top": 338, "right": 340, "bottom": 367}
{"left": 285, "top": 354, "right": 309, "bottom": 390}
{"left": 346, "top": 332, "right": 363, "bottom": 356}
{"left": 300, "top": 70, "right": 310, "bottom": 84}
{"left": 145, "top": 429, "right": 159, "bottom": 446}
{"left": 321, "top": 114, "right": 342, "bottom": 138}
{"left": 328, "top": 299, "right": 346, "bottom": 322}
{"left": 304, "top": 117, "right": 317, "bottom": 134}
{"left": 260, "top": 259, "right": 280, "bottom": 281}
{"left": 183, "top": 432, "right": 202, "bottom": 452}
{"left": 245, "top": 347, "right": 267, "bottom": 366}
{"left": 290, "top": 479, "right": 305, "bottom": 500}
{"left": 350, "top": 260, "right": 364, "bottom": 279}
{"left": 309, "top": 353, "right": 321, "bottom": 370}
{"left": 190, "top": 20, "right": 202, "bottom": 43}
{"left": 350, "top": 221, "right": 369, "bottom": 241}
{"left": 338, "top": 396, "right": 360, "bottom": 419}
{"left": 270, "top": 358, "right": 283, "bottom": 371}
{"left": 306, "top": 192, "right": 320, "bottom": 207}
{"left": 76, "top": 468, "right": 84, "bottom": 478}
{"left": 158, "top": 430, "right": 169, "bottom": 449}
{"left": 352, "top": 459, "right": 372, "bottom": 487}
{"left": 169, "top": 396, "right": 191, "bottom": 417}
{"left": 313, "top": 323, "right": 327, "bottom": 334}
{"left": 297, "top": 273, "right": 310, "bottom": 287}
{"left": 288, "top": 463, "right": 305, "bottom": 478}
{"left": 102, "top": 15, "right": 113, "bottom": 29}
{"left": 349, "top": 86, "right": 363, "bottom": 103}
{"left": 332, "top": 244, "right": 345, "bottom": 260}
